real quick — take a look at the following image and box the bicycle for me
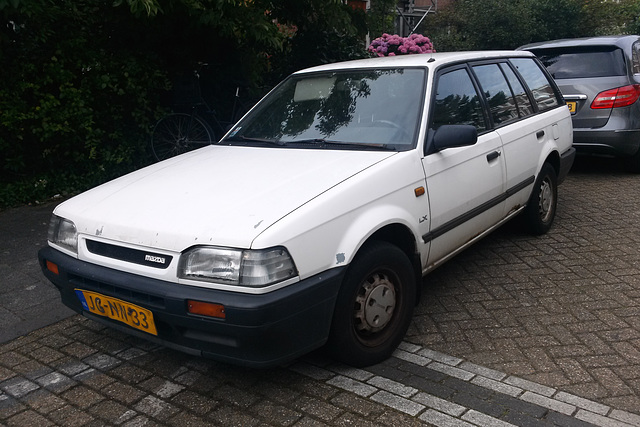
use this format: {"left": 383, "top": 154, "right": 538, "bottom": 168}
{"left": 151, "top": 65, "right": 248, "bottom": 161}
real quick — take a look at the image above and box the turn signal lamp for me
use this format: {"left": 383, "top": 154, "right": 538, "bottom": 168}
{"left": 46, "top": 260, "right": 59, "bottom": 275}
{"left": 187, "top": 300, "right": 226, "bottom": 319}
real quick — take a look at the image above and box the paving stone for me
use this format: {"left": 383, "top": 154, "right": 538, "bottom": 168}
{"left": 326, "top": 364, "right": 374, "bottom": 382}
{"left": 554, "top": 391, "right": 610, "bottom": 416}
{"left": 47, "top": 404, "right": 95, "bottom": 426}
{"left": 458, "top": 361, "right": 507, "bottom": 381}
{"left": 419, "top": 409, "right": 475, "bottom": 427}
{"left": 1, "top": 376, "right": 40, "bottom": 397}
{"left": 471, "top": 375, "right": 523, "bottom": 397}
{"left": 609, "top": 409, "right": 640, "bottom": 426}
{"left": 428, "top": 362, "right": 475, "bottom": 381}
{"left": 520, "top": 392, "right": 576, "bottom": 416}
{"left": 330, "top": 392, "right": 386, "bottom": 418}
{"left": 366, "top": 376, "right": 418, "bottom": 398}
{"left": 5, "top": 409, "right": 54, "bottom": 427}
{"left": 249, "top": 399, "right": 302, "bottom": 425}
{"left": 462, "top": 409, "right": 518, "bottom": 427}
{"left": 134, "top": 395, "right": 179, "bottom": 420}
{"left": 393, "top": 348, "right": 432, "bottom": 366}
{"left": 327, "top": 375, "right": 376, "bottom": 397}
{"left": 504, "top": 377, "right": 556, "bottom": 397}
{"left": 370, "top": 390, "right": 424, "bottom": 416}
{"left": 574, "top": 409, "right": 636, "bottom": 427}
{"left": 289, "top": 395, "right": 343, "bottom": 422}
{"left": 411, "top": 392, "right": 466, "bottom": 417}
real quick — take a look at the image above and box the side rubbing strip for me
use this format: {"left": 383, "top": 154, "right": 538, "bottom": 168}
{"left": 422, "top": 175, "right": 535, "bottom": 243}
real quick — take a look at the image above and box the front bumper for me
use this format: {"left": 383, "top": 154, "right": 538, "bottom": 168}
{"left": 39, "top": 246, "right": 345, "bottom": 368}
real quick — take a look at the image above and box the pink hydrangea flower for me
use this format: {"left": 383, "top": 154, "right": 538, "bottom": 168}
{"left": 368, "top": 34, "right": 436, "bottom": 57}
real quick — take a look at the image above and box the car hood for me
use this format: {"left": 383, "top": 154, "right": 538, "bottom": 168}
{"left": 55, "top": 145, "right": 396, "bottom": 251}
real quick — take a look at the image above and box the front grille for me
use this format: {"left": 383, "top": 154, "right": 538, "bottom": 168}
{"left": 86, "top": 239, "right": 173, "bottom": 269}
{"left": 68, "top": 273, "right": 166, "bottom": 310}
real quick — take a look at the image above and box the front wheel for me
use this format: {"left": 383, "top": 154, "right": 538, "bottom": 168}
{"left": 151, "top": 113, "right": 213, "bottom": 161}
{"left": 522, "top": 162, "right": 558, "bottom": 235}
{"left": 328, "top": 242, "right": 416, "bottom": 367}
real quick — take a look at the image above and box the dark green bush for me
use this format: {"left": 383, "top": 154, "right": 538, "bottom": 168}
{"left": 0, "top": 0, "right": 169, "bottom": 207}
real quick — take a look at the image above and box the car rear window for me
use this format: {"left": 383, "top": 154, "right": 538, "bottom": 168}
{"left": 529, "top": 46, "right": 626, "bottom": 79}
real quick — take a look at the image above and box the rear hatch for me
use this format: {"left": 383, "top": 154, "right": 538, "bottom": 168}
{"left": 528, "top": 46, "right": 630, "bottom": 128}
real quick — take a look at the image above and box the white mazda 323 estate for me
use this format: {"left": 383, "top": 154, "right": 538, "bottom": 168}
{"left": 40, "top": 51, "right": 575, "bottom": 367}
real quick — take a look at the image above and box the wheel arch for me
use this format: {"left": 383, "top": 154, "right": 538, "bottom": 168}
{"left": 353, "top": 223, "right": 423, "bottom": 303}
{"left": 544, "top": 149, "right": 561, "bottom": 177}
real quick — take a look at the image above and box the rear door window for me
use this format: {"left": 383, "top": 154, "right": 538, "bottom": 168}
{"left": 531, "top": 47, "right": 626, "bottom": 79}
{"left": 510, "top": 58, "right": 561, "bottom": 112}
{"left": 500, "top": 63, "right": 534, "bottom": 118}
{"left": 472, "top": 63, "right": 519, "bottom": 126}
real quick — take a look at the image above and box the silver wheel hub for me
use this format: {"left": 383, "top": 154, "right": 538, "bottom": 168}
{"left": 354, "top": 273, "right": 396, "bottom": 333}
{"left": 539, "top": 179, "right": 553, "bottom": 221}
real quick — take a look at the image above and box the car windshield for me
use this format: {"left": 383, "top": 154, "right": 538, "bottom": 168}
{"left": 223, "top": 68, "right": 426, "bottom": 151}
{"left": 530, "top": 46, "right": 626, "bottom": 79}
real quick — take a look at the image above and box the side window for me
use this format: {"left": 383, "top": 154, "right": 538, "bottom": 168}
{"left": 510, "top": 58, "right": 560, "bottom": 112}
{"left": 632, "top": 41, "right": 640, "bottom": 74}
{"left": 472, "top": 63, "right": 518, "bottom": 126}
{"left": 500, "top": 63, "right": 534, "bottom": 118}
{"left": 432, "top": 68, "right": 486, "bottom": 132}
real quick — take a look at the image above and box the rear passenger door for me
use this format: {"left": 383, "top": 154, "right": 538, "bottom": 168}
{"left": 421, "top": 65, "right": 506, "bottom": 268}
{"left": 479, "top": 58, "right": 563, "bottom": 214}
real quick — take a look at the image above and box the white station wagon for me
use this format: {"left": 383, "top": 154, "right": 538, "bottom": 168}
{"left": 40, "top": 51, "right": 575, "bottom": 368}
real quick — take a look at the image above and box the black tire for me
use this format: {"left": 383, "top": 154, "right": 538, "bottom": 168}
{"left": 328, "top": 242, "right": 416, "bottom": 367}
{"left": 522, "top": 162, "right": 558, "bottom": 235}
{"left": 151, "top": 113, "right": 213, "bottom": 161}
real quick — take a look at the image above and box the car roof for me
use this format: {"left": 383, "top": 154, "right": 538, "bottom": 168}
{"left": 293, "top": 50, "right": 536, "bottom": 74}
{"left": 519, "top": 35, "right": 640, "bottom": 51}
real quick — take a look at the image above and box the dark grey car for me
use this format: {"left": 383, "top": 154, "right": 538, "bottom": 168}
{"left": 519, "top": 35, "right": 640, "bottom": 171}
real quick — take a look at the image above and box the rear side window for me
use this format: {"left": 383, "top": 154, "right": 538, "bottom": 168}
{"left": 510, "top": 58, "right": 561, "bottom": 112}
{"left": 531, "top": 47, "right": 626, "bottom": 79}
{"left": 500, "top": 63, "right": 534, "bottom": 118}
{"left": 472, "top": 63, "right": 519, "bottom": 125}
{"left": 633, "top": 42, "right": 640, "bottom": 74}
{"left": 432, "top": 68, "right": 486, "bottom": 132}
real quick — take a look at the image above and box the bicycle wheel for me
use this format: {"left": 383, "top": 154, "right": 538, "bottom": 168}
{"left": 151, "top": 113, "right": 214, "bottom": 161}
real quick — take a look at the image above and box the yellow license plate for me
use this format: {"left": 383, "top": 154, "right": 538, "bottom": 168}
{"left": 75, "top": 289, "right": 158, "bottom": 335}
{"left": 566, "top": 101, "right": 577, "bottom": 114}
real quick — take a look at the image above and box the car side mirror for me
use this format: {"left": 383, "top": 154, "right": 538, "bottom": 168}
{"left": 432, "top": 125, "right": 478, "bottom": 151}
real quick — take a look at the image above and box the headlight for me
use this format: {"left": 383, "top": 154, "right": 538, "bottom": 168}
{"left": 178, "top": 246, "right": 297, "bottom": 287}
{"left": 48, "top": 214, "right": 78, "bottom": 254}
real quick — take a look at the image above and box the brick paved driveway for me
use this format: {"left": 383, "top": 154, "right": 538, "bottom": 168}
{"left": 407, "top": 156, "right": 640, "bottom": 414}
{"left": 1, "top": 156, "right": 639, "bottom": 426}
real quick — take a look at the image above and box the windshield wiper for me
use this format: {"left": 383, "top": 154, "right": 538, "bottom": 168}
{"left": 286, "top": 138, "right": 395, "bottom": 150}
{"left": 222, "top": 135, "right": 285, "bottom": 146}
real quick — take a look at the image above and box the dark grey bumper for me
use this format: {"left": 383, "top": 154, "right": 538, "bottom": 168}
{"left": 39, "top": 246, "right": 345, "bottom": 368}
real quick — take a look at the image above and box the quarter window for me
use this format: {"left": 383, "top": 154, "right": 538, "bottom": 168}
{"left": 432, "top": 68, "right": 486, "bottom": 131}
{"left": 510, "top": 58, "right": 560, "bottom": 112}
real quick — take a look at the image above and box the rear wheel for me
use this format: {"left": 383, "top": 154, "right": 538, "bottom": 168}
{"left": 328, "top": 242, "right": 416, "bottom": 367}
{"left": 522, "top": 162, "right": 557, "bottom": 235}
{"left": 151, "top": 113, "right": 213, "bottom": 161}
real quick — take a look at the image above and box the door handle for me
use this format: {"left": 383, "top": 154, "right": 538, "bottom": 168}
{"left": 536, "top": 130, "right": 545, "bottom": 139}
{"left": 486, "top": 151, "right": 501, "bottom": 162}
